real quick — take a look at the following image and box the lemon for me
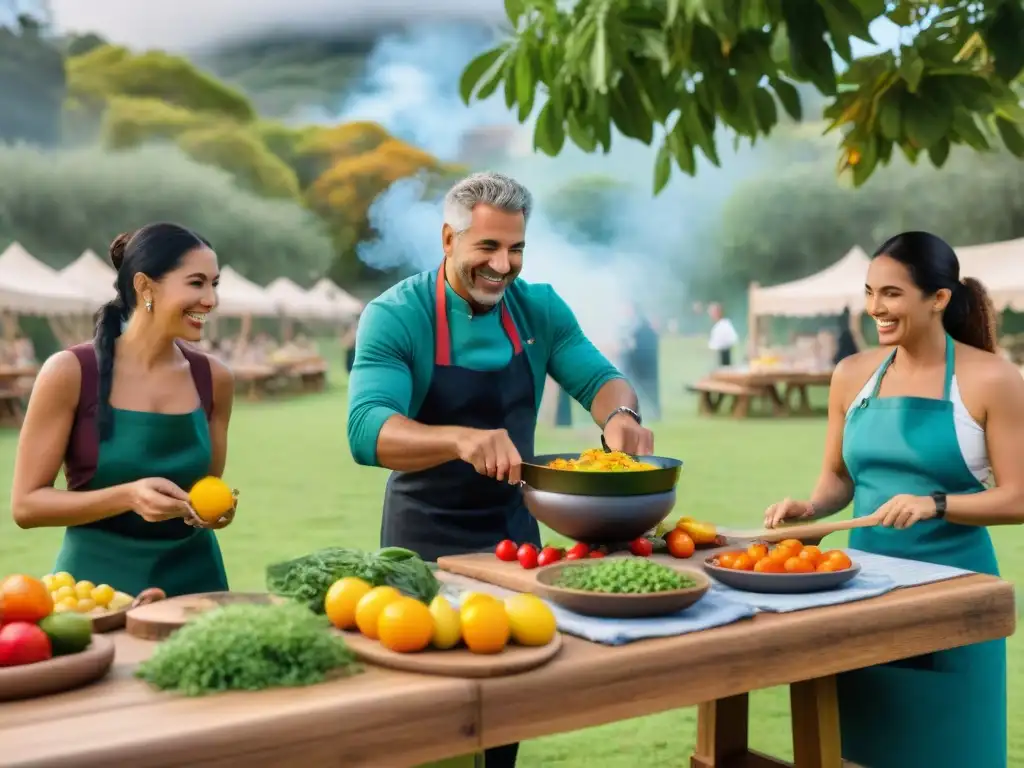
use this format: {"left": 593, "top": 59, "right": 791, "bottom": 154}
{"left": 461, "top": 600, "right": 510, "bottom": 655}
{"left": 429, "top": 596, "right": 462, "bottom": 650}
{"left": 354, "top": 586, "right": 401, "bottom": 639}
{"left": 188, "top": 476, "right": 236, "bottom": 522}
{"left": 74, "top": 581, "right": 95, "bottom": 599}
{"left": 504, "top": 594, "right": 557, "bottom": 647}
{"left": 324, "top": 577, "right": 372, "bottom": 630}
{"left": 53, "top": 572, "right": 74, "bottom": 590}
{"left": 378, "top": 598, "right": 435, "bottom": 653}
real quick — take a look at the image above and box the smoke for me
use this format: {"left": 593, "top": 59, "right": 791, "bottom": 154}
{"left": 347, "top": 22, "right": 766, "bottom": 352}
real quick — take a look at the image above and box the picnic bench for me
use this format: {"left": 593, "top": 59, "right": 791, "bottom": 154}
{"left": 687, "top": 379, "right": 782, "bottom": 418}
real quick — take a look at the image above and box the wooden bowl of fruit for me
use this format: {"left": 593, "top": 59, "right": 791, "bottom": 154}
{"left": 703, "top": 540, "right": 859, "bottom": 594}
{"left": 41, "top": 572, "right": 166, "bottom": 633}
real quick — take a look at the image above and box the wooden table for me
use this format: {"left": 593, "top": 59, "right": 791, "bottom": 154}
{"left": 710, "top": 368, "right": 833, "bottom": 417}
{"left": 1, "top": 574, "right": 1014, "bottom": 767}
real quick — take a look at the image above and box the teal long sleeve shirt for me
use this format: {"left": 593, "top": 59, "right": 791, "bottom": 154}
{"left": 347, "top": 270, "right": 625, "bottom": 466}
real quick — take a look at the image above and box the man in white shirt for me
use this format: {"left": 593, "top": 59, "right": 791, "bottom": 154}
{"left": 707, "top": 302, "right": 738, "bottom": 367}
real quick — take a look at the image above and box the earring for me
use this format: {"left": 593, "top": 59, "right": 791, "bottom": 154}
{"left": 145, "top": 299, "right": 153, "bottom": 313}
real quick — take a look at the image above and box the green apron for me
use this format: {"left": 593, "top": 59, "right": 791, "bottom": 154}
{"left": 54, "top": 407, "right": 229, "bottom": 598}
{"left": 838, "top": 335, "right": 1006, "bottom": 768}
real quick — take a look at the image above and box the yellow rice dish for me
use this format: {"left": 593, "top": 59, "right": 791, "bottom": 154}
{"left": 545, "top": 448, "right": 658, "bottom": 472}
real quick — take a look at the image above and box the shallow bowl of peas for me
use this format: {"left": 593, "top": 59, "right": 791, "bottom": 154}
{"left": 533, "top": 557, "right": 710, "bottom": 618}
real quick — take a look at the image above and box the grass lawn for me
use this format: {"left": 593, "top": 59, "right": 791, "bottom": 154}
{"left": 1, "top": 336, "right": 1020, "bottom": 766}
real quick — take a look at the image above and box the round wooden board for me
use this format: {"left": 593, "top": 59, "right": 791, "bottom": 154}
{"left": 339, "top": 630, "right": 563, "bottom": 678}
{"left": 126, "top": 592, "right": 278, "bottom": 640}
{"left": 91, "top": 606, "right": 129, "bottom": 633}
{"left": 0, "top": 634, "right": 115, "bottom": 702}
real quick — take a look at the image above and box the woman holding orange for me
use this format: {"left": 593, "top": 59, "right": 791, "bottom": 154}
{"left": 763, "top": 232, "right": 1023, "bottom": 768}
{"left": 9, "top": 223, "right": 236, "bottom": 599}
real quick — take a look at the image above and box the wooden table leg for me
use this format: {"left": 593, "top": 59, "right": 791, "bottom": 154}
{"left": 691, "top": 695, "right": 750, "bottom": 768}
{"left": 790, "top": 676, "right": 842, "bottom": 768}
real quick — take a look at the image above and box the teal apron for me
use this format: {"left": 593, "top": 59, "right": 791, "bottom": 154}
{"left": 55, "top": 408, "right": 229, "bottom": 598}
{"left": 839, "top": 335, "right": 1006, "bottom": 767}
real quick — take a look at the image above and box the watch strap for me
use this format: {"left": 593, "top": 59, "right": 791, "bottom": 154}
{"left": 931, "top": 492, "right": 947, "bottom": 519}
{"left": 602, "top": 405, "right": 642, "bottom": 430}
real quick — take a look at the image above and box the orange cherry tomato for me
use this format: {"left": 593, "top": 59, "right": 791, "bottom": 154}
{"left": 777, "top": 539, "right": 804, "bottom": 554}
{"left": 784, "top": 556, "right": 815, "bottom": 573}
{"left": 767, "top": 546, "right": 793, "bottom": 565}
{"left": 746, "top": 543, "right": 769, "bottom": 562}
{"left": 730, "top": 554, "right": 755, "bottom": 571}
{"left": 823, "top": 550, "right": 853, "bottom": 570}
{"left": 798, "top": 546, "right": 822, "bottom": 566}
{"left": 754, "top": 557, "right": 785, "bottom": 573}
{"left": 717, "top": 551, "right": 744, "bottom": 569}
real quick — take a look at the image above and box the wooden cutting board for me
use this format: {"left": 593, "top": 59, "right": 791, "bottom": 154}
{"left": 340, "top": 630, "right": 562, "bottom": 678}
{"left": 436, "top": 553, "right": 704, "bottom": 595}
{"left": 126, "top": 592, "right": 278, "bottom": 640}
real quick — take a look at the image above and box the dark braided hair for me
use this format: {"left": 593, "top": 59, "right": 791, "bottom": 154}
{"left": 872, "top": 231, "right": 998, "bottom": 354}
{"left": 95, "top": 223, "right": 211, "bottom": 440}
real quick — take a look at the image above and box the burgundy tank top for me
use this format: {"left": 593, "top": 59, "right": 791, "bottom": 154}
{"left": 64, "top": 342, "right": 214, "bottom": 491}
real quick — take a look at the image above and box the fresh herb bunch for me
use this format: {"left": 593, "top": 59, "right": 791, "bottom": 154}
{"left": 135, "top": 602, "right": 360, "bottom": 696}
{"left": 555, "top": 558, "right": 696, "bottom": 594}
{"left": 266, "top": 546, "right": 440, "bottom": 612}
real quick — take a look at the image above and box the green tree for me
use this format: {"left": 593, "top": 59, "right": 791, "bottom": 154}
{"left": 0, "top": 14, "right": 66, "bottom": 146}
{"left": 177, "top": 125, "right": 302, "bottom": 200}
{"left": 543, "top": 175, "right": 632, "bottom": 245}
{"left": 460, "top": 0, "right": 1024, "bottom": 193}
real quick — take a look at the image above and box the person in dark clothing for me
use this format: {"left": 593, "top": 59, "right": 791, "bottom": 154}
{"left": 626, "top": 307, "right": 661, "bottom": 421}
{"left": 834, "top": 307, "right": 859, "bottom": 365}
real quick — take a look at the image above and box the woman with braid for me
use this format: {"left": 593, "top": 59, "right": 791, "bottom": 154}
{"left": 10, "top": 223, "right": 235, "bottom": 598}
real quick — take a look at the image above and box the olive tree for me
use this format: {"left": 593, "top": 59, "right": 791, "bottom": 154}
{"left": 460, "top": 0, "right": 1024, "bottom": 192}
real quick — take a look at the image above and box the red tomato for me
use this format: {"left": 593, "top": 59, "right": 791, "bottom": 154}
{"left": 565, "top": 552, "right": 583, "bottom": 560}
{"left": 665, "top": 529, "right": 696, "bottom": 559}
{"left": 588, "top": 551, "right": 606, "bottom": 558}
{"left": 0, "top": 622, "right": 52, "bottom": 667}
{"left": 629, "top": 538, "right": 654, "bottom": 557}
{"left": 567, "top": 542, "right": 590, "bottom": 558}
{"left": 495, "top": 540, "right": 519, "bottom": 562}
{"left": 517, "top": 544, "right": 539, "bottom": 569}
{"left": 537, "top": 547, "right": 562, "bottom": 567}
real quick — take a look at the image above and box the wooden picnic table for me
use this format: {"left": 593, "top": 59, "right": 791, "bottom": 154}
{"left": 0, "top": 570, "right": 1014, "bottom": 767}
{"left": 706, "top": 367, "right": 834, "bottom": 417}
{"left": 0, "top": 364, "right": 38, "bottom": 427}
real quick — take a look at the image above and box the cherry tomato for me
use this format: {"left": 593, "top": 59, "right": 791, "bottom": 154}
{"left": 565, "top": 552, "right": 583, "bottom": 560}
{"left": 537, "top": 546, "right": 562, "bottom": 567}
{"left": 495, "top": 540, "right": 519, "bottom": 562}
{"left": 588, "top": 551, "right": 606, "bottom": 558}
{"left": 629, "top": 538, "right": 654, "bottom": 557}
{"left": 665, "top": 529, "right": 696, "bottom": 559}
{"left": 517, "top": 544, "right": 539, "bottom": 569}
{"left": 567, "top": 542, "right": 590, "bottom": 558}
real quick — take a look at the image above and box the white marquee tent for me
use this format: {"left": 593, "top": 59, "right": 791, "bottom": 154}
{"left": 265, "top": 277, "right": 339, "bottom": 320}
{"left": 748, "top": 246, "right": 870, "bottom": 319}
{"left": 309, "top": 277, "right": 363, "bottom": 319}
{"left": 59, "top": 249, "right": 117, "bottom": 304}
{"left": 0, "top": 243, "right": 95, "bottom": 315}
{"left": 216, "top": 266, "right": 278, "bottom": 317}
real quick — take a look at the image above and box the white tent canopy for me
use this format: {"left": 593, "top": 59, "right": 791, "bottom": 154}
{"left": 60, "top": 249, "right": 118, "bottom": 304}
{"left": 265, "top": 277, "right": 339, "bottom": 320}
{"left": 956, "top": 237, "right": 1024, "bottom": 312}
{"left": 309, "top": 277, "right": 363, "bottom": 318}
{"left": 0, "top": 242, "right": 95, "bottom": 315}
{"left": 215, "top": 266, "right": 278, "bottom": 317}
{"left": 748, "top": 246, "right": 870, "bottom": 318}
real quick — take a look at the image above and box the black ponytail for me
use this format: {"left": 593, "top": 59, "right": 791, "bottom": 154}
{"left": 872, "top": 231, "right": 998, "bottom": 353}
{"left": 92, "top": 224, "right": 211, "bottom": 441}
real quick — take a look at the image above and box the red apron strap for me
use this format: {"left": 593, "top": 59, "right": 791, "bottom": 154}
{"left": 435, "top": 262, "right": 524, "bottom": 366}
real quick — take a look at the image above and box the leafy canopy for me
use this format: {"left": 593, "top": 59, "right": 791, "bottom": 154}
{"left": 459, "top": 0, "right": 1024, "bottom": 193}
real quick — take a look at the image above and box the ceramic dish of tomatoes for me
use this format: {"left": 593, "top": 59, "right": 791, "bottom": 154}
{"left": 703, "top": 539, "right": 860, "bottom": 594}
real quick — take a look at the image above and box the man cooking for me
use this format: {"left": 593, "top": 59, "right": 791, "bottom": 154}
{"left": 348, "top": 171, "right": 654, "bottom": 566}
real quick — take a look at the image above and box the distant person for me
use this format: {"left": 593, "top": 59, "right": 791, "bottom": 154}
{"left": 707, "top": 302, "right": 738, "bottom": 367}
{"left": 625, "top": 304, "right": 660, "bottom": 421}
{"left": 834, "top": 307, "right": 859, "bottom": 365}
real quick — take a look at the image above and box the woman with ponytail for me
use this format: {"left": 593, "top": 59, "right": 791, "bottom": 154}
{"left": 762, "top": 231, "right": 1023, "bottom": 766}
{"left": 10, "top": 223, "right": 236, "bottom": 598}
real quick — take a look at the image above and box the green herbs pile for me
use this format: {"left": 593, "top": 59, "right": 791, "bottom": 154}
{"left": 555, "top": 558, "right": 696, "bottom": 594}
{"left": 266, "top": 546, "right": 440, "bottom": 612}
{"left": 135, "top": 602, "right": 360, "bottom": 696}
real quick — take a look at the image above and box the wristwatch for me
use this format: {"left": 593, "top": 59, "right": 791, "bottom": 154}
{"left": 931, "top": 492, "right": 947, "bottom": 519}
{"left": 602, "top": 406, "right": 642, "bottom": 430}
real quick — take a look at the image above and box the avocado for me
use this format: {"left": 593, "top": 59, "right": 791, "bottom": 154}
{"left": 39, "top": 613, "right": 93, "bottom": 656}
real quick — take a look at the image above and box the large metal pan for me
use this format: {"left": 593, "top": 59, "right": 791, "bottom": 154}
{"left": 520, "top": 453, "right": 683, "bottom": 497}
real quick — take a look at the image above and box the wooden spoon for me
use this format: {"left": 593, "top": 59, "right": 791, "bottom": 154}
{"left": 716, "top": 515, "right": 878, "bottom": 546}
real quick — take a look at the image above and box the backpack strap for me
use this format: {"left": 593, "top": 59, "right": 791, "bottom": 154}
{"left": 65, "top": 343, "right": 100, "bottom": 491}
{"left": 177, "top": 342, "right": 214, "bottom": 421}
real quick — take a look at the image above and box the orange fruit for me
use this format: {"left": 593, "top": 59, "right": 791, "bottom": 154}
{"left": 665, "top": 529, "right": 695, "bottom": 559}
{"left": 778, "top": 539, "right": 804, "bottom": 553}
{"left": 460, "top": 599, "right": 510, "bottom": 654}
{"left": 823, "top": 550, "right": 853, "bottom": 570}
{"left": 784, "top": 556, "right": 815, "bottom": 573}
{"left": 676, "top": 519, "right": 718, "bottom": 545}
{"left": 767, "top": 546, "right": 792, "bottom": 565}
{"left": 717, "top": 551, "right": 744, "bottom": 569}
{"left": 746, "top": 543, "right": 769, "bottom": 562}
{"left": 730, "top": 554, "right": 755, "bottom": 571}
{"left": 754, "top": 557, "right": 784, "bottom": 573}
{"left": 188, "top": 476, "right": 236, "bottom": 522}
{"left": 798, "top": 546, "right": 822, "bottom": 566}
{"left": 1, "top": 574, "right": 53, "bottom": 623}
{"left": 324, "top": 577, "right": 372, "bottom": 630}
{"left": 354, "top": 586, "right": 401, "bottom": 639}
{"left": 377, "top": 597, "right": 435, "bottom": 653}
